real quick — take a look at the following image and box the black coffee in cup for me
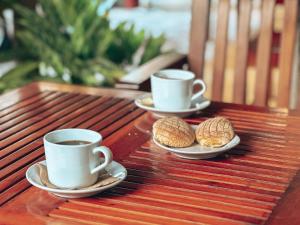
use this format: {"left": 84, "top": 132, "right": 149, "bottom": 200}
{"left": 55, "top": 140, "right": 91, "bottom": 145}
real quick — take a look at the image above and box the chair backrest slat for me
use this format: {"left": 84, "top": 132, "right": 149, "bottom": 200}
{"left": 277, "top": 0, "right": 298, "bottom": 108}
{"left": 254, "top": 0, "right": 275, "bottom": 106}
{"left": 212, "top": 0, "right": 230, "bottom": 101}
{"left": 188, "top": 0, "right": 210, "bottom": 79}
{"left": 189, "top": 0, "right": 298, "bottom": 108}
{"left": 233, "top": 0, "right": 251, "bottom": 104}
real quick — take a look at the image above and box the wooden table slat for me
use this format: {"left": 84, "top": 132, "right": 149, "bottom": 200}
{"left": 0, "top": 84, "right": 42, "bottom": 112}
{"left": 137, "top": 147, "right": 292, "bottom": 178}
{"left": 0, "top": 156, "right": 45, "bottom": 193}
{"left": 125, "top": 154, "right": 291, "bottom": 184}
{"left": 0, "top": 92, "right": 78, "bottom": 135}
{"left": 0, "top": 95, "right": 96, "bottom": 154}
{"left": 0, "top": 82, "right": 299, "bottom": 225}
{"left": 0, "top": 91, "right": 53, "bottom": 118}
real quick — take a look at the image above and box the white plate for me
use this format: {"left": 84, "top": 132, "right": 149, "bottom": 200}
{"left": 134, "top": 94, "right": 210, "bottom": 118}
{"left": 153, "top": 126, "right": 240, "bottom": 159}
{"left": 26, "top": 160, "right": 127, "bottom": 198}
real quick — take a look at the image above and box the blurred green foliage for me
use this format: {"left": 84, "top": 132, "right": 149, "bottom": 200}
{"left": 0, "top": 0, "right": 165, "bottom": 93}
{"left": 0, "top": 0, "right": 17, "bottom": 8}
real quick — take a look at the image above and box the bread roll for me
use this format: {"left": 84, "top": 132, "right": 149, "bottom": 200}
{"left": 153, "top": 117, "right": 195, "bottom": 147}
{"left": 195, "top": 117, "right": 235, "bottom": 147}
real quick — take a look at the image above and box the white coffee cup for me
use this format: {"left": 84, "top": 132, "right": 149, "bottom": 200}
{"left": 151, "top": 69, "right": 206, "bottom": 110}
{"left": 44, "top": 129, "right": 113, "bottom": 189}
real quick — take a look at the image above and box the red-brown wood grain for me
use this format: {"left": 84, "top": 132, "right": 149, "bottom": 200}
{"left": 234, "top": 0, "right": 251, "bottom": 104}
{"left": 0, "top": 82, "right": 300, "bottom": 225}
{"left": 188, "top": 0, "right": 210, "bottom": 79}
{"left": 212, "top": 0, "right": 230, "bottom": 101}
{"left": 277, "top": 0, "right": 298, "bottom": 108}
{"left": 254, "top": 0, "right": 275, "bottom": 106}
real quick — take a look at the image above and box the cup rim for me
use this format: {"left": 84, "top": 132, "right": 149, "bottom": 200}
{"left": 152, "top": 69, "right": 195, "bottom": 81}
{"left": 44, "top": 128, "right": 102, "bottom": 148}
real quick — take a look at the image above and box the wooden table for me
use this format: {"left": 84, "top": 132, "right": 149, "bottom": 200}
{"left": 1, "top": 82, "right": 300, "bottom": 225}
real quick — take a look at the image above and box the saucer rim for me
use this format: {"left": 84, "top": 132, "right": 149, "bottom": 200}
{"left": 153, "top": 135, "right": 240, "bottom": 155}
{"left": 26, "top": 160, "right": 127, "bottom": 194}
{"left": 135, "top": 94, "right": 211, "bottom": 113}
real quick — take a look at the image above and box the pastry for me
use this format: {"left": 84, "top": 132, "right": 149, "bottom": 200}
{"left": 153, "top": 117, "right": 195, "bottom": 148}
{"left": 195, "top": 117, "right": 235, "bottom": 147}
{"left": 141, "top": 97, "right": 153, "bottom": 106}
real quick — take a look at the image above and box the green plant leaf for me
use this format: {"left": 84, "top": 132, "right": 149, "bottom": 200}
{"left": 141, "top": 34, "right": 166, "bottom": 65}
{"left": 0, "top": 61, "right": 39, "bottom": 93}
{"left": 2, "top": 0, "right": 165, "bottom": 92}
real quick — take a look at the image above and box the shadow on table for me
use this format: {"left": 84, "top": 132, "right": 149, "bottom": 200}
{"left": 223, "top": 132, "right": 253, "bottom": 158}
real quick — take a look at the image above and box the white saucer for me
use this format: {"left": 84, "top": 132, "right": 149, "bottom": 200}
{"left": 134, "top": 94, "right": 210, "bottom": 118}
{"left": 26, "top": 160, "right": 127, "bottom": 198}
{"left": 153, "top": 126, "right": 240, "bottom": 159}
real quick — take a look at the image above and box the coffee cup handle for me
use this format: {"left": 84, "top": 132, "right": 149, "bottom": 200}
{"left": 90, "top": 146, "right": 113, "bottom": 174}
{"left": 191, "top": 79, "right": 206, "bottom": 102}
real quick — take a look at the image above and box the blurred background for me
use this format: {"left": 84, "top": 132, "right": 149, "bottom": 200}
{"left": 0, "top": 0, "right": 298, "bottom": 108}
{"left": 0, "top": 0, "right": 168, "bottom": 93}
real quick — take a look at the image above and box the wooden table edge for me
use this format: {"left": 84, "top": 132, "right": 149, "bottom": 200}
{"left": 34, "top": 82, "right": 146, "bottom": 99}
{"left": 0, "top": 82, "right": 147, "bottom": 111}
{"left": 1, "top": 81, "right": 297, "bottom": 115}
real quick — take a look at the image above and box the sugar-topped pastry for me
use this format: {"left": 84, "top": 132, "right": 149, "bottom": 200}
{"left": 153, "top": 117, "right": 195, "bottom": 148}
{"left": 195, "top": 117, "right": 235, "bottom": 147}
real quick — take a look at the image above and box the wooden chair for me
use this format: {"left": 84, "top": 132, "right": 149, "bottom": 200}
{"left": 116, "top": 0, "right": 299, "bottom": 109}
